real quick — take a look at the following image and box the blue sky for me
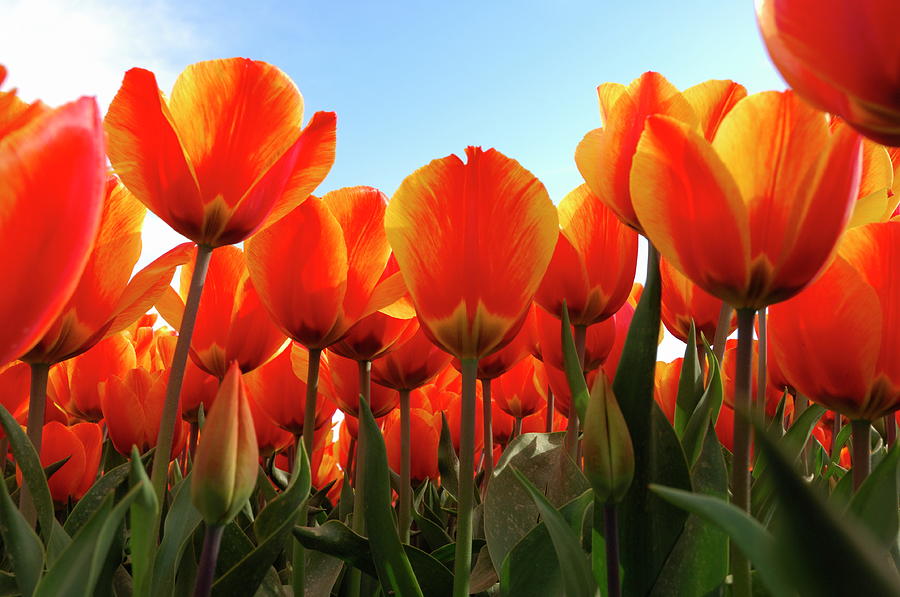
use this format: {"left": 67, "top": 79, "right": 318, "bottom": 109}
{"left": 1, "top": 0, "right": 783, "bottom": 358}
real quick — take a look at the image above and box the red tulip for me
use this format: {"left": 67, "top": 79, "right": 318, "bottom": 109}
{"left": 56, "top": 333, "right": 137, "bottom": 421}
{"left": 0, "top": 362, "right": 66, "bottom": 432}
{"left": 533, "top": 305, "right": 615, "bottom": 373}
{"left": 22, "top": 422, "right": 102, "bottom": 504}
{"left": 384, "top": 407, "right": 440, "bottom": 482}
{"left": 721, "top": 339, "right": 783, "bottom": 417}
{"left": 654, "top": 358, "right": 682, "bottom": 425}
{"left": 246, "top": 389, "right": 292, "bottom": 457}
{"left": 492, "top": 356, "right": 547, "bottom": 420}
{"left": 330, "top": 310, "right": 417, "bottom": 363}
{"left": 660, "top": 257, "right": 734, "bottom": 344}
{"left": 371, "top": 321, "right": 453, "bottom": 391}
{"left": 105, "top": 58, "right": 336, "bottom": 247}
{"left": 325, "top": 351, "right": 397, "bottom": 418}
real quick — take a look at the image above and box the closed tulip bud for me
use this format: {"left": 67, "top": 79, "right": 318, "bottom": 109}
{"left": 191, "top": 362, "right": 259, "bottom": 525}
{"left": 582, "top": 373, "right": 634, "bottom": 504}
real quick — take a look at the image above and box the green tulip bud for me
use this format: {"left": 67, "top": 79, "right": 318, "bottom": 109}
{"left": 582, "top": 371, "right": 634, "bottom": 503}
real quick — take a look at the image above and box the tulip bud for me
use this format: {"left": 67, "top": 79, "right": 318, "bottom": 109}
{"left": 191, "top": 362, "right": 259, "bottom": 525}
{"left": 582, "top": 372, "right": 634, "bottom": 504}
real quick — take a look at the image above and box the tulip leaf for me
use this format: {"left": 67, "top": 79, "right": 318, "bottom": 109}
{"left": 561, "top": 302, "right": 590, "bottom": 422}
{"left": 358, "top": 395, "right": 424, "bottom": 597}
{"left": 484, "top": 431, "right": 589, "bottom": 572}
{"left": 0, "top": 403, "right": 59, "bottom": 546}
{"left": 34, "top": 477, "right": 147, "bottom": 597}
{"left": 753, "top": 424, "right": 900, "bottom": 596}
{"left": 304, "top": 549, "right": 344, "bottom": 597}
{"left": 681, "top": 343, "right": 723, "bottom": 468}
{"left": 650, "top": 425, "right": 728, "bottom": 597}
{"left": 63, "top": 458, "right": 132, "bottom": 536}
{"left": 673, "top": 321, "right": 703, "bottom": 436}
{"left": 150, "top": 476, "right": 203, "bottom": 596}
{"left": 128, "top": 448, "right": 159, "bottom": 597}
{"left": 501, "top": 491, "right": 593, "bottom": 597}
{"left": 511, "top": 467, "right": 597, "bottom": 597}
{"left": 848, "top": 444, "right": 900, "bottom": 548}
{"left": 438, "top": 411, "right": 459, "bottom": 500}
{"left": 0, "top": 462, "right": 44, "bottom": 597}
{"left": 612, "top": 251, "right": 691, "bottom": 596}
{"left": 212, "top": 443, "right": 311, "bottom": 597}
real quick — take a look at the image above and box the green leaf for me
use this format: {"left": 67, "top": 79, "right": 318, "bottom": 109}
{"left": 128, "top": 448, "right": 159, "bottom": 597}
{"left": 510, "top": 468, "right": 597, "bottom": 597}
{"left": 501, "top": 491, "right": 593, "bottom": 597}
{"left": 34, "top": 478, "right": 147, "bottom": 597}
{"left": 0, "top": 571, "right": 21, "bottom": 597}
{"left": 681, "top": 344, "right": 723, "bottom": 468}
{"left": 305, "top": 549, "right": 344, "bottom": 597}
{"left": 561, "top": 302, "right": 590, "bottom": 422}
{"left": 212, "top": 443, "right": 311, "bottom": 596}
{"left": 0, "top": 462, "right": 44, "bottom": 597}
{"left": 438, "top": 412, "right": 459, "bottom": 500}
{"left": 0, "top": 403, "right": 59, "bottom": 545}
{"left": 650, "top": 425, "right": 728, "bottom": 597}
{"left": 63, "top": 459, "right": 131, "bottom": 536}
{"left": 847, "top": 445, "right": 900, "bottom": 548}
{"left": 151, "top": 476, "right": 203, "bottom": 596}
{"left": 755, "top": 425, "right": 900, "bottom": 596}
{"left": 359, "top": 395, "right": 423, "bottom": 597}
{"left": 484, "top": 431, "right": 589, "bottom": 572}
{"left": 673, "top": 321, "right": 703, "bottom": 436}
{"left": 650, "top": 485, "right": 791, "bottom": 596}
{"left": 754, "top": 405, "right": 826, "bottom": 480}
{"left": 612, "top": 251, "right": 692, "bottom": 595}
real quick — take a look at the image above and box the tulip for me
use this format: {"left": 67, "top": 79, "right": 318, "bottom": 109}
{"left": 0, "top": 72, "right": 105, "bottom": 368}
{"left": 0, "top": 362, "right": 67, "bottom": 435}
{"left": 158, "top": 245, "right": 287, "bottom": 379}
{"left": 20, "top": 421, "right": 102, "bottom": 504}
{"left": 654, "top": 358, "right": 683, "bottom": 426}
{"left": 384, "top": 407, "right": 440, "bottom": 483}
{"left": 838, "top": 120, "right": 899, "bottom": 227}
{"left": 386, "top": 145, "right": 558, "bottom": 595}
{"left": 325, "top": 351, "right": 397, "bottom": 419}
{"left": 660, "top": 257, "right": 734, "bottom": 346}
{"left": 492, "top": 356, "right": 548, "bottom": 421}
{"left": 371, "top": 321, "right": 453, "bottom": 392}
{"left": 246, "top": 390, "right": 292, "bottom": 457}
{"left": 720, "top": 339, "right": 784, "bottom": 418}
{"left": 756, "top": 0, "right": 900, "bottom": 145}
{"left": 533, "top": 305, "right": 615, "bottom": 373}
{"left": 55, "top": 333, "right": 137, "bottom": 422}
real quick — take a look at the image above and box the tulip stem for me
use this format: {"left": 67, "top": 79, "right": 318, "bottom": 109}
{"left": 452, "top": 357, "right": 478, "bottom": 597}
{"left": 884, "top": 414, "right": 896, "bottom": 449}
{"left": 564, "top": 325, "right": 587, "bottom": 460}
{"left": 546, "top": 387, "right": 554, "bottom": 433}
{"left": 193, "top": 523, "right": 224, "bottom": 597}
{"left": 756, "top": 308, "right": 768, "bottom": 422}
{"left": 301, "top": 348, "right": 322, "bottom": 460}
{"left": 481, "top": 378, "right": 493, "bottom": 497}
{"left": 712, "top": 304, "right": 733, "bottom": 364}
{"left": 151, "top": 244, "right": 213, "bottom": 503}
{"left": 21, "top": 362, "right": 50, "bottom": 523}
{"left": 730, "top": 307, "right": 756, "bottom": 597}
{"left": 399, "top": 389, "right": 412, "bottom": 543}
{"left": 347, "top": 360, "right": 372, "bottom": 597}
{"left": 604, "top": 502, "right": 621, "bottom": 597}
{"left": 851, "top": 420, "right": 871, "bottom": 490}
{"left": 513, "top": 416, "right": 522, "bottom": 439}
{"left": 832, "top": 413, "right": 843, "bottom": 459}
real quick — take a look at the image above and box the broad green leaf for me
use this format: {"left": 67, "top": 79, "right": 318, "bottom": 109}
{"left": 438, "top": 412, "right": 459, "bottom": 500}
{"left": 128, "top": 448, "right": 159, "bottom": 597}
{"left": 511, "top": 468, "right": 597, "bottom": 597}
{"left": 151, "top": 476, "right": 203, "bottom": 596}
{"left": 484, "top": 431, "right": 588, "bottom": 571}
{"left": 212, "top": 443, "right": 311, "bottom": 596}
{"left": 612, "top": 252, "right": 691, "bottom": 596}
{"left": 64, "top": 459, "right": 131, "bottom": 535}
{"left": 0, "top": 571, "right": 20, "bottom": 597}
{"left": 848, "top": 445, "right": 900, "bottom": 548}
{"left": 502, "top": 491, "right": 593, "bottom": 597}
{"left": 304, "top": 549, "right": 344, "bottom": 597}
{"left": 34, "top": 480, "right": 146, "bottom": 597}
{"left": 755, "top": 426, "right": 900, "bottom": 596}
{"left": 0, "top": 403, "right": 59, "bottom": 545}
{"left": 561, "top": 302, "right": 590, "bottom": 422}
{"left": 359, "top": 396, "right": 423, "bottom": 597}
{"left": 650, "top": 425, "right": 728, "bottom": 597}
{"left": 673, "top": 321, "right": 703, "bottom": 436}
{"left": 650, "top": 485, "right": 791, "bottom": 596}
{"left": 0, "top": 464, "right": 44, "bottom": 597}
{"left": 754, "top": 405, "right": 826, "bottom": 480}
{"left": 681, "top": 344, "right": 723, "bottom": 467}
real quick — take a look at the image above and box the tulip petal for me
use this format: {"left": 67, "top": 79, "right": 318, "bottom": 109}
{"left": 631, "top": 115, "right": 750, "bottom": 305}
{"left": 682, "top": 79, "right": 747, "bottom": 141}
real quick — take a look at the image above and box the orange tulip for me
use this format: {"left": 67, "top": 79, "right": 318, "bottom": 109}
{"left": 654, "top": 358, "right": 682, "bottom": 425}
{"left": 158, "top": 245, "right": 286, "bottom": 378}
{"left": 247, "top": 186, "right": 402, "bottom": 350}
{"left": 22, "top": 177, "right": 193, "bottom": 365}
{"left": 660, "top": 257, "right": 735, "bottom": 344}
{"left": 721, "top": 339, "right": 784, "bottom": 417}
{"left": 533, "top": 305, "right": 615, "bottom": 373}
{"left": 330, "top": 310, "right": 417, "bottom": 363}
{"left": 492, "top": 356, "right": 547, "bottom": 420}
{"left": 543, "top": 363, "right": 599, "bottom": 419}
{"left": 325, "top": 351, "right": 398, "bottom": 418}
{"left": 105, "top": 58, "right": 336, "bottom": 247}
{"left": 384, "top": 407, "right": 440, "bottom": 483}
{"left": 0, "top": 362, "right": 66, "bottom": 432}
{"left": 0, "top": 73, "right": 105, "bottom": 366}
{"left": 385, "top": 146, "right": 558, "bottom": 360}
{"left": 179, "top": 358, "right": 220, "bottom": 425}
{"left": 631, "top": 90, "right": 862, "bottom": 310}
{"left": 245, "top": 389, "right": 292, "bottom": 457}
{"left": 454, "top": 322, "right": 533, "bottom": 381}
{"left": 244, "top": 344, "right": 336, "bottom": 435}
{"left": 371, "top": 321, "right": 453, "bottom": 392}
{"left": 100, "top": 368, "right": 188, "bottom": 458}
{"left": 769, "top": 221, "right": 900, "bottom": 420}
{"left": 55, "top": 333, "right": 137, "bottom": 421}
{"left": 838, "top": 119, "right": 899, "bottom": 227}
{"left": 22, "top": 421, "right": 102, "bottom": 504}
{"left": 535, "top": 184, "right": 637, "bottom": 325}
{"left": 602, "top": 289, "right": 639, "bottom": 380}
{"left": 311, "top": 436, "right": 344, "bottom": 504}
{"left": 756, "top": 0, "right": 900, "bottom": 145}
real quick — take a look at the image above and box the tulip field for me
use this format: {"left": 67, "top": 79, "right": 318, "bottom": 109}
{"left": 1, "top": 1, "right": 899, "bottom": 596}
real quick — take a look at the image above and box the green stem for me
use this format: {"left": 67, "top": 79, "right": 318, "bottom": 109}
{"left": 513, "top": 416, "right": 522, "bottom": 439}
{"left": 452, "top": 357, "right": 478, "bottom": 597}
{"left": 884, "top": 414, "right": 896, "bottom": 449}
{"left": 564, "top": 325, "right": 587, "bottom": 460}
{"left": 21, "top": 362, "right": 49, "bottom": 523}
{"left": 712, "top": 303, "right": 733, "bottom": 364}
{"left": 193, "top": 523, "right": 224, "bottom": 597}
{"left": 851, "top": 420, "right": 871, "bottom": 491}
{"left": 481, "top": 378, "right": 493, "bottom": 496}
{"left": 546, "top": 387, "right": 554, "bottom": 433}
{"left": 756, "top": 308, "right": 768, "bottom": 423}
{"left": 301, "top": 348, "right": 322, "bottom": 459}
{"left": 730, "top": 308, "right": 756, "bottom": 597}
{"left": 399, "top": 389, "right": 412, "bottom": 543}
{"left": 151, "top": 244, "right": 213, "bottom": 503}
{"left": 832, "top": 413, "right": 843, "bottom": 459}
{"left": 347, "top": 360, "right": 372, "bottom": 597}
{"left": 604, "top": 502, "right": 621, "bottom": 597}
